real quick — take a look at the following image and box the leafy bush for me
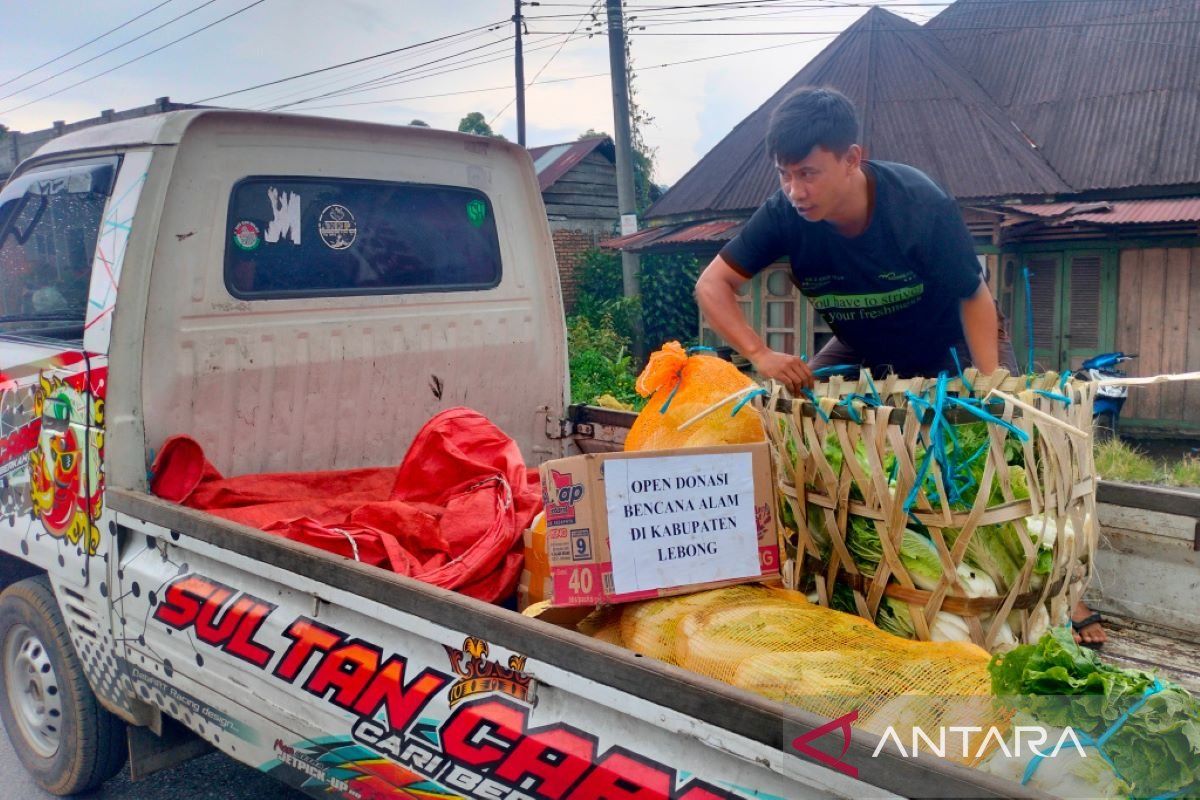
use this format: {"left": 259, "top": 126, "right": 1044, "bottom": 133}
{"left": 567, "top": 315, "right": 641, "bottom": 408}
{"left": 572, "top": 247, "right": 702, "bottom": 353}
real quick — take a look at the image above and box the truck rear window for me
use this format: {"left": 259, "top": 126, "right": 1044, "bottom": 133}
{"left": 224, "top": 177, "right": 502, "bottom": 298}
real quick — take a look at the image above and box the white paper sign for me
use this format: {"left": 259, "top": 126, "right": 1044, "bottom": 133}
{"left": 620, "top": 213, "right": 638, "bottom": 236}
{"left": 604, "top": 452, "right": 759, "bottom": 595}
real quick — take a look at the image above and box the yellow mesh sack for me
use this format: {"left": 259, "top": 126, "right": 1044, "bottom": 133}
{"left": 586, "top": 586, "right": 1007, "bottom": 765}
{"left": 578, "top": 606, "right": 625, "bottom": 646}
{"left": 619, "top": 585, "right": 772, "bottom": 664}
{"left": 625, "top": 341, "right": 765, "bottom": 451}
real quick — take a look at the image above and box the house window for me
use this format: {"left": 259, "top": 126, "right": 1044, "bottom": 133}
{"left": 763, "top": 267, "right": 798, "bottom": 354}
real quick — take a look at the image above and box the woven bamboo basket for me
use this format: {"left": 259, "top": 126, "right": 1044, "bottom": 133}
{"left": 762, "top": 368, "right": 1098, "bottom": 652}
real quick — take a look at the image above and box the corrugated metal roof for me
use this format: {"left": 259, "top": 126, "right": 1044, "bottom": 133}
{"left": 927, "top": 0, "right": 1200, "bottom": 192}
{"left": 641, "top": 0, "right": 1200, "bottom": 229}
{"left": 600, "top": 220, "right": 743, "bottom": 252}
{"left": 1005, "top": 197, "right": 1200, "bottom": 225}
{"left": 527, "top": 136, "right": 613, "bottom": 192}
{"left": 646, "top": 7, "right": 1069, "bottom": 221}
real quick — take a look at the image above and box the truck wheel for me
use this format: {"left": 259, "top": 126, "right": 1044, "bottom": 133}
{"left": 0, "top": 575, "right": 127, "bottom": 795}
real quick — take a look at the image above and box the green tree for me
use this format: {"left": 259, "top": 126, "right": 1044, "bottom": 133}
{"left": 408, "top": 119, "right": 430, "bottom": 127}
{"left": 457, "top": 111, "right": 504, "bottom": 139}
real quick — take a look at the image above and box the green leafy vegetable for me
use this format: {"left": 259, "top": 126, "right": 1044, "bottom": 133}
{"left": 846, "top": 516, "right": 944, "bottom": 591}
{"left": 989, "top": 627, "right": 1200, "bottom": 797}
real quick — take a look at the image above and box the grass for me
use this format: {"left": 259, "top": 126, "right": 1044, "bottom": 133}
{"left": 1094, "top": 438, "right": 1200, "bottom": 488}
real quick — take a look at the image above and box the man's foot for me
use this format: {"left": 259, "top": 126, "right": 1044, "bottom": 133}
{"left": 1071, "top": 602, "right": 1106, "bottom": 649}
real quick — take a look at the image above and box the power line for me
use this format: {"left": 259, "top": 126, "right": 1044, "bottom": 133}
{"left": 191, "top": 19, "right": 509, "bottom": 104}
{"left": 0, "top": 0, "right": 179, "bottom": 90}
{"left": 0, "top": 1, "right": 223, "bottom": 104}
{"left": 492, "top": 0, "right": 603, "bottom": 125}
{"left": 243, "top": 26, "right": 510, "bottom": 110}
{"left": 284, "top": 35, "right": 835, "bottom": 113}
{"left": 0, "top": 0, "right": 271, "bottom": 116}
{"left": 266, "top": 33, "right": 589, "bottom": 112}
{"left": 264, "top": 34, "right": 532, "bottom": 111}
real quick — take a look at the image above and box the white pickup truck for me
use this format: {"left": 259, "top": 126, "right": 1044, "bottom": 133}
{"left": 0, "top": 109, "right": 1193, "bottom": 800}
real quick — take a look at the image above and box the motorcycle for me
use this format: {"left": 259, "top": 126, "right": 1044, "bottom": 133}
{"left": 1076, "top": 352, "right": 1136, "bottom": 441}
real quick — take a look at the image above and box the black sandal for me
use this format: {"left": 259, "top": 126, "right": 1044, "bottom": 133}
{"left": 1072, "top": 612, "right": 1105, "bottom": 650}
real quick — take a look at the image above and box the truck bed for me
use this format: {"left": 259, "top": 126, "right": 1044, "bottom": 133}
{"left": 1103, "top": 613, "right": 1200, "bottom": 694}
{"left": 109, "top": 486, "right": 1045, "bottom": 799}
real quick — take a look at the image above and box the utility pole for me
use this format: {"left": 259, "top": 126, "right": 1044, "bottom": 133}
{"left": 606, "top": 0, "right": 644, "bottom": 358}
{"left": 514, "top": 0, "right": 526, "bottom": 146}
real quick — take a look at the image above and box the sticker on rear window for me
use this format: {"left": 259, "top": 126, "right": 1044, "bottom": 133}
{"left": 466, "top": 198, "right": 487, "bottom": 228}
{"left": 317, "top": 204, "right": 357, "bottom": 250}
{"left": 232, "top": 220, "right": 261, "bottom": 251}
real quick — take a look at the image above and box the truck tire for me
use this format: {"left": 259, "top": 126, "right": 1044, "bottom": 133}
{"left": 0, "top": 575, "right": 127, "bottom": 795}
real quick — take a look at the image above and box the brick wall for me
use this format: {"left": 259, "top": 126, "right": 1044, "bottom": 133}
{"left": 551, "top": 226, "right": 608, "bottom": 312}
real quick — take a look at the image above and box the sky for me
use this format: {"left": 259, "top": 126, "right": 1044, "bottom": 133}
{"left": 0, "top": 0, "right": 946, "bottom": 185}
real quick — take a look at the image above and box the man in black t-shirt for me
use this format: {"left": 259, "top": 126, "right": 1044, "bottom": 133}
{"left": 695, "top": 87, "right": 1103, "bottom": 647}
{"left": 696, "top": 86, "right": 1015, "bottom": 390}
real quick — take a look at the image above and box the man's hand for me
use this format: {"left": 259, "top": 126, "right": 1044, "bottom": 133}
{"left": 960, "top": 283, "right": 1001, "bottom": 375}
{"left": 696, "top": 256, "right": 814, "bottom": 392}
{"left": 749, "top": 348, "right": 815, "bottom": 393}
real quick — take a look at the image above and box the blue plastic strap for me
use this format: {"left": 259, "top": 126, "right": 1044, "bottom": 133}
{"left": 659, "top": 377, "right": 683, "bottom": 414}
{"left": 802, "top": 389, "right": 830, "bottom": 422}
{"left": 1034, "top": 389, "right": 1072, "bottom": 405}
{"left": 1097, "top": 680, "right": 1163, "bottom": 748}
{"left": 687, "top": 345, "right": 716, "bottom": 355}
{"left": 1059, "top": 370, "right": 1071, "bottom": 391}
{"left": 950, "top": 346, "right": 973, "bottom": 392}
{"left": 944, "top": 395, "right": 1031, "bottom": 442}
{"left": 814, "top": 364, "right": 861, "bottom": 379}
{"left": 731, "top": 388, "right": 768, "bottom": 417}
{"left": 864, "top": 372, "right": 883, "bottom": 405}
{"left": 1020, "top": 679, "right": 1165, "bottom": 788}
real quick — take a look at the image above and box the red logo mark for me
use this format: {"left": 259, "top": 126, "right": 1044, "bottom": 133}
{"left": 791, "top": 710, "right": 859, "bottom": 779}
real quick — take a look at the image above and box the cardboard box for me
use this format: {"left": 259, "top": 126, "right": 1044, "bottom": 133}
{"left": 537, "top": 442, "right": 781, "bottom": 607}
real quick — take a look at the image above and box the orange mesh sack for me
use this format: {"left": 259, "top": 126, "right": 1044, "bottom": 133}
{"left": 625, "top": 341, "right": 766, "bottom": 451}
{"left": 586, "top": 585, "right": 1007, "bottom": 766}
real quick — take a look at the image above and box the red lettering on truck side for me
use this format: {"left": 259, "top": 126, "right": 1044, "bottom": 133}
{"left": 493, "top": 724, "right": 598, "bottom": 800}
{"left": 153, "top": 575, "right": 277, "bottom": 667}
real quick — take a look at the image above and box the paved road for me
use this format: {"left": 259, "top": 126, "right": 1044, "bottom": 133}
{"left": 0, "top": 725, "right": 308, "bottom": 800}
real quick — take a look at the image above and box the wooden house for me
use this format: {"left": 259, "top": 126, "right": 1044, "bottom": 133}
{"left": 605, "top": 0, "right": 1200, "bottom": 434}
{"left": 529, "top": 136, "right": 618, "bottom": 309}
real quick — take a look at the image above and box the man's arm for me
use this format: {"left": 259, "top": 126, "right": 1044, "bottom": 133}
{"left": 960, "top": 282, "right": 1000, "bottom": 375}
{"left": 695, "top": 255, "right": 814, "bottom": 391}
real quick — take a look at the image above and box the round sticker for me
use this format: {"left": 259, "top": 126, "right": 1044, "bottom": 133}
{"left": 318, "top": 204, "right": 357, "bottom": 250}
{"left": 232, "top": 220, "right": 261, "bottom": 251}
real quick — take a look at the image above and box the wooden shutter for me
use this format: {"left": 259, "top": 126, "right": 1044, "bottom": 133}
{"left": 1027, "top": 256, "right": 1059, "bottom": 352}
{"left": 1068, "top": 254, "right": 1103, "bottom": 349}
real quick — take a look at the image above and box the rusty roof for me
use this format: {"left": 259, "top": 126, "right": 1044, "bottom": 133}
{"left": 646, "top": 6, "right": 1069, "bottom": 221}
{"left": 1005, "top": 197, "right": 1200, "bottom": 226}
{"left": 600, "top": 219, "right": 743, "bottom": 252}
{"left": 927, "top": 0, "right": 1200, "bottom": 193}
{"left": 527, "top": 136, "right": 614, "bottom": 192}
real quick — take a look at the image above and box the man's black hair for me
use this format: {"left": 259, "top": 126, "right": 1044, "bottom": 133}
{"left": 766, "top": 87, "right": 860, "bottom": 164}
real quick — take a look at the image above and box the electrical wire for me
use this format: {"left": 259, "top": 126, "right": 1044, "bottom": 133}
{"left": 490, "top": 0, "right": 603, "bottom": 125}
{"left": 191, "top": 18, "right": 509, "bottom": 104}
{"left": 282, "top": 35, "right": 834, "bottom": 112}
{"left": 0, "top": 0, "right": 179, "bottom": 90}
{"left": 0, "top": 0, "right": 271, "bottom": 116}
{"left": 0, "top": 0, "right": 221, "bottom": 104}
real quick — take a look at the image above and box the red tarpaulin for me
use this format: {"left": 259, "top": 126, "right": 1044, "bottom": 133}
{"left": 150, "top": 408, "right": 542, "bottom": 602}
